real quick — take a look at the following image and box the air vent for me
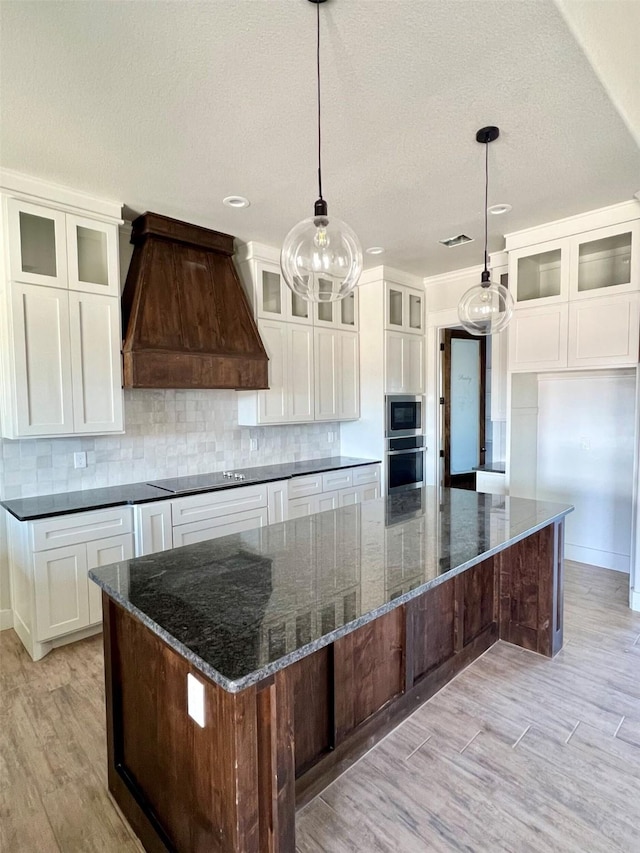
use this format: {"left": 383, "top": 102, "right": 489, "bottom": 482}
{"left": 439, "top": 234, "right": 474, "bottom": 248}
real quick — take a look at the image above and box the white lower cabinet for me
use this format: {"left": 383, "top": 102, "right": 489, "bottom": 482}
{"left": 171, "top": 484, "right": 271, "bottom": 547}
{"left": 172, "top": 508, "right": 269, "bottom": 547}
{"left": 288, "top": 464, "right": 381, "bottom": 519}
{"left": 7, "top": 507, "right": 134, "bottom": 660}
{"left": 475, "top": 471, "right": 507, "bottom": 495}
{"left": 134, "top": 502, "right": 173, "bottom": 556}
{"left": 33, "top": 544, "right": 89, "bottom": 641}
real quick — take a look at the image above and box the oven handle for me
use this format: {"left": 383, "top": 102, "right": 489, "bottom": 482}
{"left": 386, "top": 447, "right": 427, "bottom": 456}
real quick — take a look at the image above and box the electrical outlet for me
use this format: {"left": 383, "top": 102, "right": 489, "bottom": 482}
{"left": 249, "top": 437, "right": 258, "bottom": 452}
{"left": 73, "top": 451, "right": 87, "bottom": 469}
{"left": 327, "top": 431, "right": 335, "bottom": 443}
{"left": 187, "top": 673, "right": 205, "bottom": 727}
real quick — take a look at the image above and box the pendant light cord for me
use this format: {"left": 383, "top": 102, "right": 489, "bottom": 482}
{"left": 316, "top": 0, "right": 323, "bottom": 202}
{"left": 484, "top": 139, "right": 489, "bottom": 273}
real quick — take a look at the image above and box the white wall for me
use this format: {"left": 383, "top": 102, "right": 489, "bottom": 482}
{"left": 536, "top": 370, "right": 636, "bottom": 572}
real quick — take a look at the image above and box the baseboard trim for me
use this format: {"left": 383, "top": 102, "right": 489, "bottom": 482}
{"left": 565, "top": 544, "right": 630, "bottom": 573}
{"left": 630, "top": 589, "right": 640, "bottom": 612}
{"left": 0, "top": 609, "right": 13, "bottom": 631}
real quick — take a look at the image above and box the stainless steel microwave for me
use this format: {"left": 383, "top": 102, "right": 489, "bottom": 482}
{"left": 385, "top": 394, "right": 423, "bottom": 438}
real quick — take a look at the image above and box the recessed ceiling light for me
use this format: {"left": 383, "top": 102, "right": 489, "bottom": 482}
{"left": 439, "top": 234, "right": 474, "bottom": 248}
{"left": 366, "top": 246, "right": 385, "bottom": 255}
{"left": 488, "top": 203, "right": 512, "bottom": 215}
{"left": 223, "top": 195, "right": 250, "bottom": 209}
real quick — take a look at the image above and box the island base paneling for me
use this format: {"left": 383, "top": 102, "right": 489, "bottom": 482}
{"left": 102, "top": 520, "right": 564, "bottom": 853}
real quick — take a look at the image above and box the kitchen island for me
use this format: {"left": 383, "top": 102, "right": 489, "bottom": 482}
{"left": 90, "top": 487, "right": 572, "bottom": 853}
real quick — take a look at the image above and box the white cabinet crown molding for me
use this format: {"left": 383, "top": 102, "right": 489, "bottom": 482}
{"left": 505, "top": 199, "right": 640, "bottom": 252}
{"left": 0, "top": 169, "right": 123, "bottom": 223}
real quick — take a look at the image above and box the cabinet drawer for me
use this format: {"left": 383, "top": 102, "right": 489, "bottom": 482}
{"left": 31, "top": 507, "right": 133, "bottom": 552}
{"left": 288, "top": 474, "right": 323, "bottom": 500}
{"left": 171, "top": 484, "right": 268, "bottom": 527}
{"left": 172, "top": 508, "right": 268, "bottom": 547}
{"left": 351, "top": 464, "right": 380, "bottom": 486}
{"left": 322, "top": 469, "right": 353, "bottom": 492}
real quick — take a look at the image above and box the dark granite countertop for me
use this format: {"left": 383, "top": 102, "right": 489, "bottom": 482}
{"left": 90, "top": 488, "right": 573, "bottom": 694}
{"left": 1, "top": 456, "right": 380, "bottom": 521}
{"left": 1, "top": 483, "right": 171, "bottom": 522}
{"left": 474, "top": 463, "right": 506, "bottom": 474}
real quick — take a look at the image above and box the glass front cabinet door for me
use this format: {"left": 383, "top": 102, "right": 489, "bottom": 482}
{"left": 385, "top": 283, "right": 424, "bottom": 333}
{"left": 509, "top": 238, "right": 570, "bottom": 307}
{"left": 6, "top": 198, "right": 68, "bottom": 288}
{"left": 66, "top": 215, "right": 119, "bottom": 296}
{"left": 256, "top": 262, "right": 312, "bottom": 324}
{"left": 570, "top": 222, "right": 639, "bottom": 299}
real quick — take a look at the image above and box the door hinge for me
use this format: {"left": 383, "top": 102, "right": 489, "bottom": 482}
{"left": 439, "top": 396, "right": 445, "bottom": 405}
{"left": 440, "top": 342, "right": 445, "bottom": 351}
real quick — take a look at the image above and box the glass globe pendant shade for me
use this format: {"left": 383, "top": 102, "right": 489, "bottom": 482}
{"left": 280, "top": 211, "right": 363, "bottom": 303}
{"left": 457, "top": 276, "right": 514, "bottom": 336}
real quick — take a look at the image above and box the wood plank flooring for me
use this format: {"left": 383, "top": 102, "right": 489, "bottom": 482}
{"left": 1, "top": 562, "right": 639, "bottom": 852}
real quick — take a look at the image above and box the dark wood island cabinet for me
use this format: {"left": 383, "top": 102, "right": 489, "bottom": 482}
{"left": 90, "top": 488, "right": 571, "bottom": 852}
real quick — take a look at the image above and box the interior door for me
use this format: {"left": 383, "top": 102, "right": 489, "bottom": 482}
{"left": 442, "top": 329, "right": 486, "bottom": 489}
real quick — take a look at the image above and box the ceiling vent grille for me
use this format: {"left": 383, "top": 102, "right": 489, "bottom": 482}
{"left": 439, "top": 234, "right": 474, "bottom": 248}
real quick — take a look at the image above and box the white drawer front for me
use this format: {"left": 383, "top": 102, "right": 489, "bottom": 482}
{"left": 351, "top": 464, "right": 380, "bottom": 487}
{"left": 288, "top": 474, "right": 323, "bottom": 500}
{"left": 322, "top": 469, "right": 353, "bottom": 492}
{"left": 172, "top": 508, "right": 268, "bottom": 547}
{"left": 31, "top": 507, "right": 133, "bottom": 552}
{"left": 171, "top": 484, "right": 268, "bottom": 527}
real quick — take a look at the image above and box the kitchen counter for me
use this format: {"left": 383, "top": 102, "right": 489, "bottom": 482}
{"left": 91, "top": 487, "right": 571, "bottom": 693}
{"left": 93, "top": 487, "right": 571, "bottom": 851}
{"left": 1, "top": 456, "right": 380, "bottom": 521}
{"left": 474, "top": 462, "right": 506, "bottom": 474}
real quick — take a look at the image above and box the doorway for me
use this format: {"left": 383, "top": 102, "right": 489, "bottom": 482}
{"left": 442, "top": 329, "right": 486, "bottom": 490}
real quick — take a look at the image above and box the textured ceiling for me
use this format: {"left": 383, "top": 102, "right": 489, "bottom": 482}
{"left": 1, "top": 0, "right": 638, "bottom": 276}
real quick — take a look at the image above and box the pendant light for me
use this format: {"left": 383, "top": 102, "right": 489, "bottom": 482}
{"left": 280, "top": 0, "right": 363, "bottom": 303}
{"left": 458, "top": 126, "right": 514, "bottom": 335}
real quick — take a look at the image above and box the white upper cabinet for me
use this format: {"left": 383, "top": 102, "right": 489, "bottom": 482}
{"left": 314, "top": 328, "right": 360, "bottom": 421}
{"left": 385, "top": 282, "right": 424, "bottom": 334}
{"left": 9, "top": 282, "right": 74, "bottom": 436}
{"left": 6, "top": 198, "right": 68, "bottom": 288}
{"left": 506, "top": 205, "right": 640, "bottom": 371}
{"left": 66, "top": 214, "right": 120, "bottom": 297}
{"left": 570, "top": 222, "right": 639, "bottom": 300}
{"left": 568, "top": 293, "right": 640, "bottom": 369}
{"left": 314, "top": 288, "right": 359, "bottom": 331}
{"left": 68, "top": 292, "right": 124, "bottom": 433}
{"left": 237, "top": 241, "right": 361, "bottom": 424}
{"left": 509, "top": 238, "right": 570, "bottom": 307}
{"left": 237, "top": 320, "right": 314, "bottom": 425}
{"left": 385, "top": 331, "right": 424, "bottom": 394}
{"left": 238, "top": 251, "right": 312, "bottom": 325}
{"left": 0, "top": 173, "right": 124, "bottom": 438}
{"left": 508, "top": 304, "right": 569, "bottom": 372}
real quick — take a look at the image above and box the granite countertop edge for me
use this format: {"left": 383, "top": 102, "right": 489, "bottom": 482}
{"left": 1, "top": 456, "right": 382, "bottom": 522}
{"left": 89, "top": 504, "right": 572, "bottom": 695}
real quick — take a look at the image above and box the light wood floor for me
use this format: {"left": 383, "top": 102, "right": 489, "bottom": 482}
{"left": 1, "top": 562, "right": 639, "bottom": 852}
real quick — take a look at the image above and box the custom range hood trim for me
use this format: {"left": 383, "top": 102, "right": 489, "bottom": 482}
{"left": 121, "top": 212, "right": 268, "bottom": 390}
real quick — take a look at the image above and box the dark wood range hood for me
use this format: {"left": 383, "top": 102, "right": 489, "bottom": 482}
{"left": 121, "top": 212, "right": 268, "bottom": 390}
